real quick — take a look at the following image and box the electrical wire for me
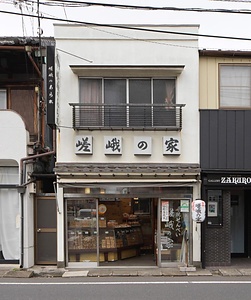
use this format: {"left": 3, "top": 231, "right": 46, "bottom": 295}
{"left": 1, "top": 8, "right": 251, "bottom": 42}
{"left": 13, "top": 0, "right": 251, "bottom": 14}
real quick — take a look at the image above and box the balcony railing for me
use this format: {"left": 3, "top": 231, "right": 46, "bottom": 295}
{"left": 69, "top": 103, "right": 185, "bottom": 131}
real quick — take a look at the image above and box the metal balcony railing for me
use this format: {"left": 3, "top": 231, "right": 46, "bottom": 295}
{"left": 69, "top": 103, "right": 185, "bottom": 131}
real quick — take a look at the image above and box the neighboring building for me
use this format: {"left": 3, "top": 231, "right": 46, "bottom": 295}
{"left": 54, "top": 24, "right": 201, "bottom": 268}
{"left": 200, "top": 50, "right": 251, "bottom": 267}
{"left": 0, "top": 37, "right": 56, "bottom": 268}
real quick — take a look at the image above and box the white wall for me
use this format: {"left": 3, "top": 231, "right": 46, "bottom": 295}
{"left": 54, "top": 24, "right": 199, "bottom": 165}
{"left": 0, "top": 110, "right": 27, "bottom": 161}
{"left": 0, "top": 110, "right": 34, "bottom": 268}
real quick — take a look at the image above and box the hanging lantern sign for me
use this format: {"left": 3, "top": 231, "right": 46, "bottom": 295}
{"left": 191, "top": 199, "right": 206, "bottom": 223}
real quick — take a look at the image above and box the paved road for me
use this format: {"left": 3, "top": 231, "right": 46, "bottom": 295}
{"left": 1, "top": 277, "right": 251, "bottom": 300}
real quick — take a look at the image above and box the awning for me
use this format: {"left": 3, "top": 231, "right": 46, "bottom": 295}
{"left": 70, "top": 65, "right": 185, "bottom": 77}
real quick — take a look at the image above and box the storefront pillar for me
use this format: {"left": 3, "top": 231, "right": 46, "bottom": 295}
{"left": 192, "top": 182, "right": 202, "bottom": 267}
{"left": 56, "top": 185, "right": 65, "bottom": 268}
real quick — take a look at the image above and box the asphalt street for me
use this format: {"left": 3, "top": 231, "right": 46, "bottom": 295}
{"left": 1, "top": 277, "right": 251, "bottom": 300}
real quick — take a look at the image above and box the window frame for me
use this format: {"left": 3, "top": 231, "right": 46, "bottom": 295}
{"left": 78, "top": 77, "right": 177, "bottom": 128}
{"left": 219, "top": 64, "right": 251, "bottom": 109}
{"left": 0, "top": 89, "right": 7, "bottom": 109}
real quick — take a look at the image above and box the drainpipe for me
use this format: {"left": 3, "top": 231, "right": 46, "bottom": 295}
{"left": 25, "top": 48, "right": 42, "bottom": 78}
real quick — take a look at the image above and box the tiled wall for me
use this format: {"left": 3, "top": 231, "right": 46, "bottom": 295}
{"left": 205, "top": 191, "right": 231, "bottom": 267}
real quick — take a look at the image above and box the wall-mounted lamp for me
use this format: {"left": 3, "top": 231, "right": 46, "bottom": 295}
{"left": 85, "top": 187, "right": 91, "bottom": 194}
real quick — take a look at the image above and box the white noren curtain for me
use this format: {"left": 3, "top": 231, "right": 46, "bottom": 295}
{"left": 0, "top": 167, "right": 20, "bottom": 260}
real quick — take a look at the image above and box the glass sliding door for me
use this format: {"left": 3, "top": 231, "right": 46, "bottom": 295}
{"left": 67, "top": 198, "right": 98, "bottom": 267}
{"left": 158, "top": 198, "right": 190, "bottom": 266}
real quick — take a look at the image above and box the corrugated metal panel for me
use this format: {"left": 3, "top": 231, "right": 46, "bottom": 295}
{"left": 200, "top": 110, "right": 251, "bottom": 170}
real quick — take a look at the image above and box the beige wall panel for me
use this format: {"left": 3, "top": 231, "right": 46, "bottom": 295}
{"left": 200, "top": 56, "right": 251, "bottom": 109}
{"left": 200, "top": 57, "right": 218, "bottom": 109}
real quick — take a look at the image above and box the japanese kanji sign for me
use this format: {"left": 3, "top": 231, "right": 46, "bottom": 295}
{"left": 161, "top": 201, "right": 169, "bottom": 222}
{"left": 192, "top": 200, "right": 206, "bottom": 223}
{"left": 163, "top": 135, "right": 181, "bottom": 155}
{"left": 46, "top": 46, "right": 55, "bottom": 126}
{"left": 104, "top": 136, "right": 122, "bottom": 155}
{"left": 134, "top": 136, "right": 152, "bottom": 155}
{"left": 75, "top": 136, "right": 93, "bottom": 154}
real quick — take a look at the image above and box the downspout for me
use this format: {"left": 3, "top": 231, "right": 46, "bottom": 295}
{"left": 26, "top": 50, "right": 42, "bottom": 78}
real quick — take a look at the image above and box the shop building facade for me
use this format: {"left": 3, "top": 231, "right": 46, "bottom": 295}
{"left": 54, "top": 24, "right": 201, "bottom": 268}
{"left": 0, "top": 37, "right": 56, "bottom": 268}
{"left": 200, "top": 50, "right": 251, "bottom": 267}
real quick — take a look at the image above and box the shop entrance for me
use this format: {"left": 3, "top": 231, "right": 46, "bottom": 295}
{"left": 158, "top": 198, "right": 190, "bottom": 267}
{"left": 66, "top": 198, "right": 157, "bottom": 267}
{"left": 35, "top": 195, "right": 57, "bottom": 264}
{"left": 231, "top": 190, "right": 251, "bottom": 259}
{"left": 98, "top": 197, "right": 157, "bottom": 267}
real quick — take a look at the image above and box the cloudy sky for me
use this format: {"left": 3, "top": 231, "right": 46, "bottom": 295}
{"left": 1, "top": 0, "right": 251, "bottom": 50}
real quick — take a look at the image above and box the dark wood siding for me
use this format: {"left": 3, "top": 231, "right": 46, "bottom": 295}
{"left": 10, "top": 88, "right": 37, "bottom": 140}
{"left": 200, "top": 110, "right": 251, "bottom": 170}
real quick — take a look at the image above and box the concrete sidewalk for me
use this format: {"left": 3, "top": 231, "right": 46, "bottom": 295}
{"left": 1, "top": 265, "right": 251, "bottom": 278}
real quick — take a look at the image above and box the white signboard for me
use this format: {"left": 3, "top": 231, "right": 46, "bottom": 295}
{"left": 163, "top": 135, "right": 181, "bottom": 155}
{"left": 180, "top": 200, "right": 190, "bottom": 212}
{"left": 104, "top": 136, "right": 122, "bottom": 155}
{"left": 75, "top": 135, "right": 93, "bottom": 154}
{"left": 134, "top": 136, "right": 152, "bottom": 155}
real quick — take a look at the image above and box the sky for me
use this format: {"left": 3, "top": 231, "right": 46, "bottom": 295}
{"left": 1, "top": 0, "right": 251, "bottom": 50}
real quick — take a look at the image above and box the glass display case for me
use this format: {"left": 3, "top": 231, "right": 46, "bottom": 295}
{"left": 68, "top": 225, "right": 143, "bottom": 262}
{"left": 67, "top": 199, "right": 144, "bottom": 263}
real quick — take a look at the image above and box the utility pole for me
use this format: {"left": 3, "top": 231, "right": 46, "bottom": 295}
{"left": 37, "top": 0, "right": 45, "bottom": 148}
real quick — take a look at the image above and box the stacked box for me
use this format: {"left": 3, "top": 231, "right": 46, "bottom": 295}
{"left": 99, "top": 217, "right": 106, "bottom": 228}
{"left": 116, "top": 238, "right": 123, "bottom": 248}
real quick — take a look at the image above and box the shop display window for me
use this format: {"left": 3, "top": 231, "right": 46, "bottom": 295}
{"left": 67, "top": 198, "right": 144, "bottom": 264}
{"left": 207, "top": 190, "right": 223, "bottom": 227}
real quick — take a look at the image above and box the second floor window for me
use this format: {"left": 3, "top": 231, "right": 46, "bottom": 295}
{"left": 220, "top": 65, "right": 251, "bottom": 108}
{"left": 0, "top": 90, "right": 7, "bottom": 109}
{"left": 79, "top": 78, "right": 176, "bottom": 127}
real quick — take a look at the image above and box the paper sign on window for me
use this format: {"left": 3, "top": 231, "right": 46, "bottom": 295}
{"left": 162, "top": 201, "right": 169, "bottom": 222}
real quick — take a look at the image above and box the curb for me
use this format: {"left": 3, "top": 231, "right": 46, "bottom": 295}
{"left": 1, "top": 267, "right": 251, "bottom": 278}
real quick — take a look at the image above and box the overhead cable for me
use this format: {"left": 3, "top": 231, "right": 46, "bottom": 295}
{"left": 1, "top": 9, "right": 251, "bottom": 42}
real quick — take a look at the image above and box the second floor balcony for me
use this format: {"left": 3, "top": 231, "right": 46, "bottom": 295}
{"left": 69, "top": 103, "right": 185, "bottom": 131}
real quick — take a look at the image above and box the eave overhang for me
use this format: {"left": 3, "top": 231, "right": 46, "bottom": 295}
{"left": 55, "top": 163, "right": 201, "bottom": 183}
{"left": 70, "top": 65, "right": 185, "bottom": 77}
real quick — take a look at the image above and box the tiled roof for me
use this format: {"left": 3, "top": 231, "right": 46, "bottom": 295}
{"left": 0, "top": 37, "right": 54, "bottom": 46}
{"left": 55, "top": 163, "right": 200, "bottom": 175}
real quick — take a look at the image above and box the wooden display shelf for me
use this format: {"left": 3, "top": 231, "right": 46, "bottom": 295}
{"left": 69, "top": 243, "right": 144, "bottom": 262}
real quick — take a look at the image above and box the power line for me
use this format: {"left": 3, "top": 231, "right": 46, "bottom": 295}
{"left": 21, "top": 0, "right": 251, "bottom": 14}
{"left": 1, "top": 8, "right": 251, "bottom": 42}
